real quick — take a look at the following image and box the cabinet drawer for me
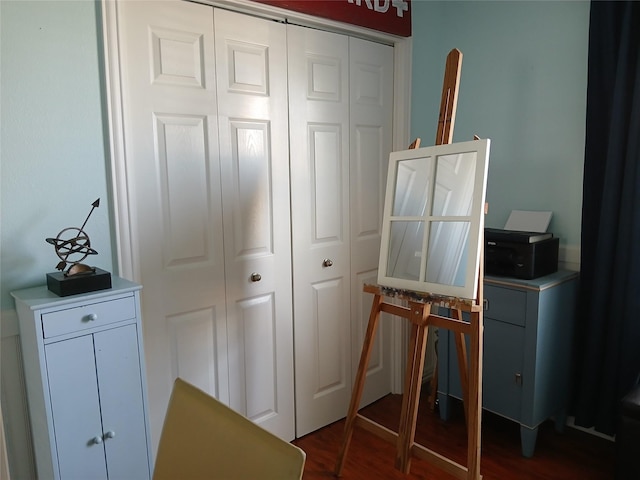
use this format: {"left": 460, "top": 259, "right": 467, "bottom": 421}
{"left": 41, "top": 296, "right": 136, "bottom": 338}
{"left": 484, "top": 285, "right": 526, "bottom": 326}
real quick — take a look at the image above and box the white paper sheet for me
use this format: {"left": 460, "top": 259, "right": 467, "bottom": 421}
{"left": 504, "top": 210, "right": 552, "bottom": 233}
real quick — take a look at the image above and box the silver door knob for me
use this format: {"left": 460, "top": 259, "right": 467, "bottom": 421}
{"left": 92, "top": 436, "right": 103, "bottom": 445}
{"left": 104, "top": 430, "right": 116, "bottom": 439}
{"left": 323, "top": 259, "right": 333, "bottom": 267}
{"left": 250, "top": 272, "right": 262, "bottom": 282}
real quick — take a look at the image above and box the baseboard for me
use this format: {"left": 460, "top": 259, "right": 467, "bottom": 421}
{"left": 566, "top": 416, "right": 615, "bottom": 442}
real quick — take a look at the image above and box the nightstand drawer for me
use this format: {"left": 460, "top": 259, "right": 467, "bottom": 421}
{"left": 484, "top": 285, "right": 526, "bottom": 326}
{"left": 41, "top": 296, "right": 136, "bottom": 338}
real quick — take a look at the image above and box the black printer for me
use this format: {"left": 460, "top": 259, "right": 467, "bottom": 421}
{"left": 484, "top": 228, "right": 559, "bottom": 279}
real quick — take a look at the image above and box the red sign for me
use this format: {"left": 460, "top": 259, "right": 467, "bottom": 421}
{"left": 251, "top": 0, "right": 411, "bottom": 37}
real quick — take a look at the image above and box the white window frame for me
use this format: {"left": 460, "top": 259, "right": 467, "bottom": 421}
{"left": 378, "top": 139, "right": 490, "bottom": 300}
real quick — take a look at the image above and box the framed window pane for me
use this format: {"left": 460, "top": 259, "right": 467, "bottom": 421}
{"left": 378, "top": 139, "right": 490, "bottom": 299}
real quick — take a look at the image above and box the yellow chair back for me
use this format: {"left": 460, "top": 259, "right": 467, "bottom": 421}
{"left": 153, "top": 378, "right": 305, "bottom": 480}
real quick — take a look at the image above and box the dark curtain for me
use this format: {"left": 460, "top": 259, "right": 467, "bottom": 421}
{"left": 573, "top": 1, "right": 640, "bottom": 435}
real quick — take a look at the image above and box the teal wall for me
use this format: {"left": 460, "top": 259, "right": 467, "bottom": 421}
{"left": 0, "top": 1, "right": 589, "bottom": 309}
{"left": 411, "top": 1, "right": 589, "bottom": 256}
{"left": 0, "top": 0, "right": 115, "bottom": 310}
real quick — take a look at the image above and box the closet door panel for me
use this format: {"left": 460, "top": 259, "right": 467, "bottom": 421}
{"left": 214, "top": 8, "right": 295, "bottom": 441}
{"left": 167, "top": 308, "right": 220, "bottom": 399}
{"left": 230, "top": 294, "right": 278, "bottom": 421}
{"left": 288, "top": 24, "right": 352, "bottom": 437}
{"left": 116, "top": 0, "right": 228, "bottom": 451}
{"left": 349, "top": 37, "right": 395, "bottom": 406}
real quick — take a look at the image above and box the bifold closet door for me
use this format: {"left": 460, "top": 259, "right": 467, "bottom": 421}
{"left": 116, "top": 0, "right": 392, "bottom": 446}
{"left": 116, "top": 0, "right": 295, "bottom": 447}
{"left": 288, "top": 25, "right": 394, "bottom": 437}
{"left": 348, "top": 37, "right": 394, "bottom": 408}
{"left": 213, "top": 8, "right": 295, "bottom": 442}
{"left": 288, "top": 25, "right": 351, "bottom": 437}
{"left": 116, "top": 0, "right": 228, "bottom": 451}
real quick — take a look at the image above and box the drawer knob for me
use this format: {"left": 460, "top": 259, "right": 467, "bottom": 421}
{"left": 86, "top": 313, "right": 98, "bottom": 322}
{"left": 323, "top": 259, "right": 333, "bottom": 267}
{"left": 92, "top": 436, "right": 103, "bottom": 445}
{"left": 104, "top": 430, "right": 116, "bottom": 439}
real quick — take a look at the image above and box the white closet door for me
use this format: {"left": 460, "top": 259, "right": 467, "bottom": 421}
{"left": 114, "top": 0, "right": 393, "bottom": 446}
{"left": 289, "top": 25, "right": 395, "bottom": 436}
{"left": 349, "top": 37, "right": 394, "bottom": 407}
{"left": 288, "top": 25, "right": 353, "bottom": 437}
{"left": 213, "top": 9, "right": 295, "bottom": 441}
{"left": 116, "top": 0, "right": 228, "bottom": 450}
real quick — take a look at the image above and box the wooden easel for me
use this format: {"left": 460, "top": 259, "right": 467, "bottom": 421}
{"left": 334, "top": 49, "right": 484, "bottom": 479}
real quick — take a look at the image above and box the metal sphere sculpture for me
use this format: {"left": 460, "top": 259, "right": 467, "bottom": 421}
{"left": 46, "top": 199, "right": 100, "bottom": 276}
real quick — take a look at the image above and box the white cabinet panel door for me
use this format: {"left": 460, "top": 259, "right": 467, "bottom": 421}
{"left": 45, "top": 336, "right": 107, "bottom": 480}
{"left": 95, "top": 325, "right": 150, "bottom": 480}
{"left": 46, "top": 325, "right": 150, "bottom": 480}
{"left": 116, "top": 0, "right": 228, "bottom": 450}
{"left": 213, "top": 9, "right": 294, "bottom": 441}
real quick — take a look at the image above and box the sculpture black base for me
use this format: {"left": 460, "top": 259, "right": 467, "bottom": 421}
{"left": 46, "top": 268, "right": 112, "bottom": 297}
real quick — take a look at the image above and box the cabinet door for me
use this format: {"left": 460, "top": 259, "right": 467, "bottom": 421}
{"left": 45, "top": 335, "right": 107, "bottom": 480}
{"left": 444, "top": 317, "right": 525, "bottom": 421}
{"left": 483, "top": 318, "right": 525, "bottom": 420}
{"left": 95, "top": 325, "right": 150, "bottom": 479}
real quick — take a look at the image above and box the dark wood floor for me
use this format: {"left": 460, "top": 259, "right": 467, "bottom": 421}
{"left": 293, "top": 388, "right": 615, "bottom": 479}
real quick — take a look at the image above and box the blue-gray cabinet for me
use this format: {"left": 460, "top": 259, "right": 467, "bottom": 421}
{"left": 436, "top": 270, "right": 579, "bottom": 457}
{"left": 12, "top": 277, "right": 152, "bottom": 479}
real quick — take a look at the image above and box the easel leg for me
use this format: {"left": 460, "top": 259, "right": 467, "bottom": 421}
{"left": 395, "top": 303, "right": 430, "bottom": 474}
{"left": 427, "top": 333, "right": 438, "bottom": 411}
{"left": 452, "top": 309, "right": 469, "bottom": 424}
{"left": 335, "top": 294, "right": 384, "bottom": 476}
{"left": 466, "top": 311, "right": 483, "bottom": 479}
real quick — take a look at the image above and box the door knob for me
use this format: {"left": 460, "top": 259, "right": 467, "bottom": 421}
{"left": 323, "top": 259, "right": 333, "bottom": 267}
{"left": 86, "top": 313, "right": 98, "bottom": 322}
{"left": 250, "top": 272, "right": 262, "bottom": 282}
{"left": 92, "top": 436, "right": 103, "bottom": 445}
{"left": 104, "top": 430, "right": 116, "bottom": 439}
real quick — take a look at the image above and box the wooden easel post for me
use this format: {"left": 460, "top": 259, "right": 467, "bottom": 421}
{"left": 436, "top": 48, "right": 463, "bottom": 146}
{"left": 333, "top": 292, "right": 385, "bottom": 473}
{"left": 467, "top": 225, "right": 485, "bottom": 479}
